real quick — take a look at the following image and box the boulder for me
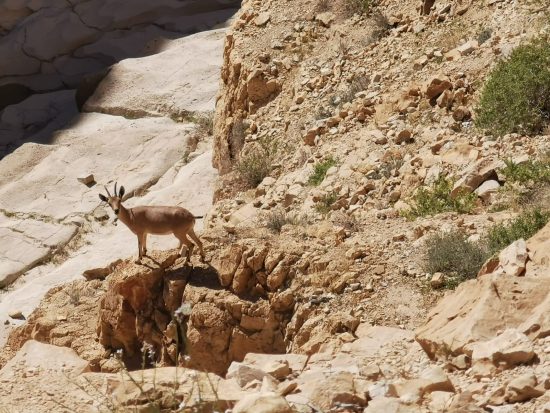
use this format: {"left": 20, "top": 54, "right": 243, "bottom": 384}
{"left": 470, "top": 329, "right": 535, "bottom": 368}
{"left": 493, "top": 239, "right": 529, "bottom": 277}
{"left": 227, "top": 362, "right": 270, "bottom": 387}
{"left": 505, "top": 373, "right": 545, "bottom": 403}
{"left": 451, "top": 159, "right": 500, "bottom": 197}
{"left": 425, "top": 75, "right": 452, "bottom": 100}
{"left": 416, "top": 274, "right": 550, "bottom": 359}
{"left": 474, "top": 180, "right": 500, "bottom": 201}
{"left": 233, "top": 392, "right": 292, "bottom": 413}
{"left": 387, "top": 366, "right": 455, "bottom": 400}
{"left": 84, "top": 29, "right": 227, "bottom": 117}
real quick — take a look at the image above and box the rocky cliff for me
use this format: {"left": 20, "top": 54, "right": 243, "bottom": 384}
{"left": 1, "top": 0, "right": 550, "bottom": 412}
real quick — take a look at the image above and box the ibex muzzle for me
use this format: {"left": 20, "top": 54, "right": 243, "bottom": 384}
{"left": 99, "top": 182, "right": 205, "bottom": 264}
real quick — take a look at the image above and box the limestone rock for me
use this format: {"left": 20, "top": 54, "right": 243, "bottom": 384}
{"left": 493, "top": 239, "right": 529, "bottom": 277}
{"left": 505, "top": 373, "right": 545, "bottom": 403}
{"left": 233, "top": 392, "right": 292, "bottom": 413}
{"left": 85, "top": 29, "right": 227, "bottom": 116}
{"left": 475, "top": 179, "right": 500, "bottom": 201}
{"left": 364, "top": 397, "right": 423, "bottom": 412}
{"left": 470, "top": 329, "right": 535, "bottom": 368}
{"left": 304, "top": 371, "right": 367, "bottom": 411}
{"left": 416, "top": 274, "right": 550, "bottom": 359}
{"left": 425, "top": 75, "right": 452, "bottom": 100}
{"left": 451, "top": 159, "right": 499, "bottom": 197}
{"left": 316, "top": 12, "right": 335, "bottom": 27}
{"left": 254, "top": 12, "right": 271, "bottom": 26}
{"left": 227, "top": 362, "right": 270, "bottom": 387}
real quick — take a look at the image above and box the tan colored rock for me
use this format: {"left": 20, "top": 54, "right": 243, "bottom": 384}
{"left": 233, "top": 392, "right": 292, "bottom": 413}
{"left": 267, "top": 259, "right": 291, "bottom": 291}
{"left": 493, "top": 239, "right": 529, "bottom": 277}
{"left": 0, "top": 340, "right": 88, "bottom": 380}
{"left": 470, "top": 329, "right": 535, "bottom": 368}
{"left": 457, "top": 40, "right": 479, "bottom": 56}
{"left": 227, "top": 362, "right": 270, "bottom": 387}
{"left": 451, "top": 158, "right": 499, "bottom": 197}
{"left": 303, "top": 371, "right": 367, "bottom": 411}
{"left": 364, "top": 397, "right": 422, "bottom": 412}
{"left": 316, "top": 12, "right": 335, "bottom": 27}
{"left": 254, "top": 12, "right": 270, "bottom": 26}
{"left": 388, "top": 366, "right": 455, "bottom": 400}
{"left": 416, "top": 274, "right": 550, "bottom": 359}
{"left": 271, "top": 290, "right": 295, "bottom": 312}
{"left": 505, "top": 373, "right": 545, "bottom": 403}
{"left": 425, "top": 75, "right": 452, "bottom": 100}
{"left": 430, "top": 272, "right": 445, "bottom": 289}
{"left": 214, "top": 244, "right": 244, "bottom": 287}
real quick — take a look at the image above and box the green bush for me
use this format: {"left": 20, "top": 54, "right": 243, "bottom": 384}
{"left": 309, "top": 157, "right": 337, "bottom": 186}
{"left": 425, "top": 208, "right": 550, "bottom": 289}
{"left": 475, "top": 38, "right": 550, "bottom": 136}
{"left": 424, "top": 231, "right": 489, "bottom": 287}
{"left": 500, "top": 158, "right": 550, "bottom": 184}
{"left": 315, "top": 192, "right": 338, "bottom": 214}
{"left": 405, "top": 177, "right": 477, "bottom": 219}
{"left": 236, "top": 139, "right": 277, "bottom": 188}
{"left": 486, "top": 208, "right": 550, "bottom": 254}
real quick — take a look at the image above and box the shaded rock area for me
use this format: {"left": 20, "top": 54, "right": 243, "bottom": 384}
{"left": 0, "top": 0, "right": 240, "bottom": 151}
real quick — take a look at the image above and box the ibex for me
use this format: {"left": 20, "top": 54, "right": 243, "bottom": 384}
{"left": 99, "top": 183, "right": 205, "bottom": 264}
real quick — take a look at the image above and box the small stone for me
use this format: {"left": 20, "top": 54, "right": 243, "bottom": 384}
{"left": 77, "top": 174, "right": 95, "bottom": 185}
{"left": 8, "top": 310, "right": 24, "bottom": 320}
{"left": 255, "top": 12, "right": 270, "bottom": 26}
{"left": 430, "top": 273, "right": 445, "bottom": 289}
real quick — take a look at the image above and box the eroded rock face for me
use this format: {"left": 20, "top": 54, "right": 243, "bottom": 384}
{"left": 416, "top": 223, "right": 550, "bottom": 359}
{"left": 97, "top": 249, "right": 292, "bottom": 375}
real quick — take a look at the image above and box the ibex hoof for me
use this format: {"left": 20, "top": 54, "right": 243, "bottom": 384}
{"left": 135, "top": 258, "right": 142, "bottom": 265}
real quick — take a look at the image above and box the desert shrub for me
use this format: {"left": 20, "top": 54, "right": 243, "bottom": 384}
{"left": 500, "top": 158, "right": 550, "bottom": 184}
{"left": 486, "top": 208, "right": 550, "bottom": 254}
{"left": 475, "top": 38, "right": 550, "bottom": 136}
{"left": 405, "top": 177, "right": 477, "bottom": 219}
{"left": 424, "top": 231, "right": 489, "bottom": 288}
{"left": 424, "top": 231, "right": 488, "bottom": 280}
{"left": 345, "top": 0, "right": 376, "bottom": 15}
{"left": 477, "top": 27, "right": 492, "bottom": 45}
{"left": 265, "top": 210, "right": 308, "bottom": 233}
{"left": 315, "top": 192, "right": 338, "bottom": 214}
{"left": 235, "top": 138, "right": 278, "bottom": 188}
{"left": 309, "top": 156, "right": 337, "bottom": 186}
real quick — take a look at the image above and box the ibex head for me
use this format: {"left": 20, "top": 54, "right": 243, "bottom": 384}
{"left": 99, "top": 182, "right": 125, "bottom": 215}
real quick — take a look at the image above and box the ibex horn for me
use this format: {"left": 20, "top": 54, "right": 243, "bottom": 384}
{"left": 104, "top": 185, "right": 111, "bottom": 197}
{"left": 114, "top": 182, "right": 118, "bottom": 198}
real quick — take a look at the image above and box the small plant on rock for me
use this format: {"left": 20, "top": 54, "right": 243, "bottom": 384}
{"left": 475, "top": 38, "right": 550, "bottom": 136}
{"left": 477, "top": 27, "right": 492, "bottom": 45}
{"left": 315, "top": 192, "right": 338, "bottom": 214}
{"left": 309, "top": 156, "right": 337, "bottom": 186}
{"left": 404, "top": 177, "right": 477, "bottom": 219}
{"left": 265, "top": 210, "right": 307, "bottom": 233}
{"left": 486, "top": 208, "right": 550, "bottom": 255}
{"left": 236, "top": 138, "right": 278, "bottom": 188}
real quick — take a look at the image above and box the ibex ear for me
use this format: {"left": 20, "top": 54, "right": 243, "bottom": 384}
{"left": 99, "top": 194, "right": 108, "bottom": 202}
{"left": 119, "top": 186, "right": 125, "bottom": 198}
